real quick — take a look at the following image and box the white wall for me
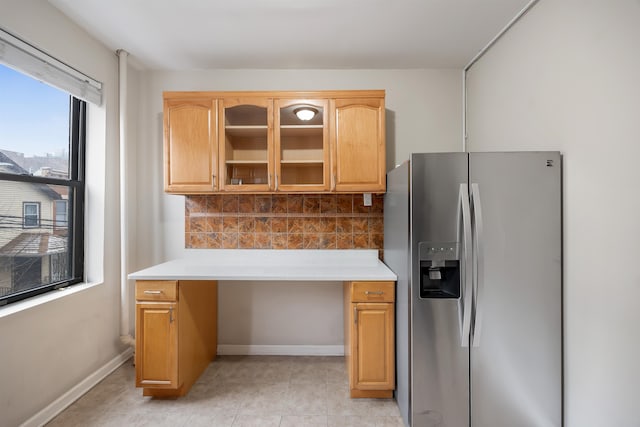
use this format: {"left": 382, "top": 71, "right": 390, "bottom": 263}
{"left": 135, "top": 69, "right": 462, "bottom": 347}
{"left": 465, "top": 0, "right": 640, "bottom": 425}
{"left": 0, "top": 1, "right": 125, "bottom": 426}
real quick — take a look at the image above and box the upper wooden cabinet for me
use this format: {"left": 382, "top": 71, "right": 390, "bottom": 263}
{"left": 218, "top": 98, "right": 274, "bottom": 192}
{"left": 164, "top": 98, "right": 217, "bottom": 193}
{"left": 275, "top": 98, "right": 330, "bottom": 192}
{"left": 163, "top": 90, "right": 385, "bottom": 194}
{"left": 331, "top": 98, "right": 386, "bottom": 192}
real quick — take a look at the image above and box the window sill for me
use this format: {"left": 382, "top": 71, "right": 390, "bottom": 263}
{"left": 0, "top": 281, "right": 103, "bottom": 319}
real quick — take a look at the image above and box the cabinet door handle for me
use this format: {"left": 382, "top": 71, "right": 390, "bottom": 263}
{"left": 332, "top": 174, "right": 336, "bottom": 191}
{"left": 212, "top": 174, "right": 216, "bottom": 187}
{"left": 169, "top": 307, "right": 174, "bottom": 323}
{"left": 365, "top": 290, "right": 384, "bottom": 295}
{"left": 354, "top": 306, "right": 358, "bottom": 324}
{"left": 268, "top": 173, "right": 271, "bottom": 189}
{"left": 144, "top": 290, "right": 162, "bottom": 294}
{"left": 275, "top": 174, "right": 279, "bottom": 190}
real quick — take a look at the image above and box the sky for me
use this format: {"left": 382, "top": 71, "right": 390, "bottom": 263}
{"left": 0, "top": 64, "right": 70, "bottom": 158}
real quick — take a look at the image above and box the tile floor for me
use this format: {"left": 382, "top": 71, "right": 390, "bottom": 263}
{"left": 47, "top": 356, "right": 404, "bottom": 427}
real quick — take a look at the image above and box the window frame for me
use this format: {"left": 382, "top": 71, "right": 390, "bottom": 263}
{"left": 0, "top": 98, "right": 86, "bottom": 306}
{"left": 22, "top": 202, "right": 41, "bottom": 228}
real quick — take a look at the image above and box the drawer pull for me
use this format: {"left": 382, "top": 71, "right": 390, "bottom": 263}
{"left": 365, "top": 290, "right": 384, "bottom": 295}
{"left": 144, "top": 290, "right": 162, "bottom": 294}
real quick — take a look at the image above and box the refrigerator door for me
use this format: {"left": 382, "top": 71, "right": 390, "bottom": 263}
{"left": 469, "top": 152, "right": 562, "bottom": 427}
{"left": 410, "top": 153, "right": 470, "bottom": 427}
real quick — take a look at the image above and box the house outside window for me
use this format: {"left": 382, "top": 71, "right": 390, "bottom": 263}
{"left": 22, "top": 202, "right": 41, "bottom": 228}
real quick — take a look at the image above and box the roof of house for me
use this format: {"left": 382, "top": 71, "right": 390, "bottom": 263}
{"left": 0, "top": 151, "right": 63, "bottom": 200}
{"left": 0, "top": 151, "right": 28, "bottom": 174}
{"left": 0, "top": 233, "right": 67, "bottom": 257}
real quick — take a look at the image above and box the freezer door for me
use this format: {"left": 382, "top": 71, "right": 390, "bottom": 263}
{"left": 469, "top": 152, "right": 562, "bottom": 427}
{"left": 410, "top": 153, "right": 470, "bottom": 427}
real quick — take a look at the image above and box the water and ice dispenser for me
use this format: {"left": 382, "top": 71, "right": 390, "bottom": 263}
{"left": 418, "top": 242, "right": 460, "bottom": 299}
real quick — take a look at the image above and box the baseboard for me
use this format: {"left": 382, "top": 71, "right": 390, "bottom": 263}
{"left": 217, "top": 344, "right": 344, "bottom": 356}
{"left": 21, "top": 347, "right": 134, "bottom": 427}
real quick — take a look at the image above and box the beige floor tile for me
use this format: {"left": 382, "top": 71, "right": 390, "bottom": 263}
{"left": 46, "top": 408, "right": 105, "bottom": 427}
{"left": 183, "top": 382, "right": 250, "bottom": 412}
{"left": 362, "top": 399, "right": 401, "bottom": 417}
{"left": 328, "top": 415, "right": 378, "bottom": 427}
{"left": 231, "top": 414, "right": 281, "bottom": 426}
{"left": 375, "top": 416, "right": 406, "bottom": 426}
{"left": 326, "top": 384, "right": 372, "bottom": 416}
{"left": 185, "top": 411, "right": 236, "bottom": 427}
{"left": 236, "top": 382, "right": 289, "bottom": 415}
{"left": 77, "top": 410, "right": 187, "bottom": 427}
{"left": 281, "top": 415, "right": 329, "bottom": 426}
{"left": 281, "top": 383, "right": 328, "bottom": 415}
{"left": 329, "top": 415, "right": 405, "bottom": 426}
{"left": 290, "top": 363, "right": 328, "bottom": 384}
{"left": 247, "top": 361, "right": 292, "bottom": 383}
{"left": 326, "top": 363, "right": 349, "bottom": 384}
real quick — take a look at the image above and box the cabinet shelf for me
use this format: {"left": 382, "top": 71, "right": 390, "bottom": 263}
{"left": 226, "top": 125, "right": 268, "bottom": 129}
{"left": 225, "top": 160, "right": 268, "bottom": 164}
{"left": 280, "top": 125, "right": 323, "bottom": 129}
{"left": 280, "top": 126, "right": 323, "bottom": 137}
{"left": 225, "top": 126, "right": 268, "bottom": 137}
{"left": 280, "top": 160, "right": 324, "bottom": 165}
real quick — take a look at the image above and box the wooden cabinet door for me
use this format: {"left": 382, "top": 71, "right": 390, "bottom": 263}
{"left": 331, "top": 98, "right": 386, "bottom": 192}
{"left": 135, "top": 302, "right": 178, "bottom": 389}
{"left": 218, "top": 98, "right": 273, "bottom": 192}
{"left": 275, "top": 98, "right": 329, "bottom": 192}
{"left": 164, "top": 98, "right": 217, "bottom": 192}
{"left": 351, "top": 302, "right": 395, "bottom": 391}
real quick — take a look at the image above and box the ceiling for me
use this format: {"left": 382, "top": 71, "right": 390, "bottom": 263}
{"left": 48, "top": 0, "right": 533, "bottom": 70}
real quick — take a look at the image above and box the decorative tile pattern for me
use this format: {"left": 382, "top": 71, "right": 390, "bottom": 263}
{"left": 185, "top": 194, "right": 384, "bottom": 252}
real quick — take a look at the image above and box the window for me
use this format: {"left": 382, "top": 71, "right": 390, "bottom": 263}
{"left": 22, "top": 202, "right": 41, "bottom": 228}
{"left": 0, "top": 64, "right": 85, "bottom": 305}
{"left": 54, "top": 199, "right": 68, "bottom": 229}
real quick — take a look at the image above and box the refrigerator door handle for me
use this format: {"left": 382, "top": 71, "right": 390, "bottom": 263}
{"left": 457, "top": 183, "right": 473, "bottom": 347}
{"left": 471, "top": 183, "right": 485, "bottom": 347}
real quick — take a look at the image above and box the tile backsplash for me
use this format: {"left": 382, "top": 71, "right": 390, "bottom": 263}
{"left": 185, "top": 194, "right": 383, "bottom": 251}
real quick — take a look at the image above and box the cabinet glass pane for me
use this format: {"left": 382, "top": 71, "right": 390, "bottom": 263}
{"left": 224, "top": 105, "right": 268, "bottom": 186}
{"left": 279, "top": 104, "right": 324, "bottom": 185}
{"left": 225, "top": 105, "right": 267, "bottom": 126}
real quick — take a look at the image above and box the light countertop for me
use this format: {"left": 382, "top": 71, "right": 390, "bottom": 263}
{"left": 128, "top": 249, "right": 397, "bottom": 282}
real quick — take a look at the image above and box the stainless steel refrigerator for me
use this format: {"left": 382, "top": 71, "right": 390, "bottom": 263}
{"left": 384, "top": 152, "right": 562, "bottom": 427}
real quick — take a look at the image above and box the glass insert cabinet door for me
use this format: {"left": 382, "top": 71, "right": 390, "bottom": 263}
{"left": 275, "top": 99, "right": 329, "bottom": 192}
{"left": 218, "top": 98, "right": 273, "bottom": 191}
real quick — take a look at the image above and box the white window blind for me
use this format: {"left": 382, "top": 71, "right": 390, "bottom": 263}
{"left": 0, "top": 27, "right": 102, "bottom": 105}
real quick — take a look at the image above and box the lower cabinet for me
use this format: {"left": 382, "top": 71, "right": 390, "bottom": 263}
{"left": 344, "top": 281, "right": 395, "bottom": 398}
{"left": 135, "top": 280, "right": 217, "bottom": 397}
{"left": 134, "top": 278, "right": 393, "bottom": 399}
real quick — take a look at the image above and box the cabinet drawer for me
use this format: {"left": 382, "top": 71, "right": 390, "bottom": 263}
{"left": 350, "top": 281, "right": 394, "bottom": 303}
{"left": 136, "top": 281, "right": 178, "bottom": 301}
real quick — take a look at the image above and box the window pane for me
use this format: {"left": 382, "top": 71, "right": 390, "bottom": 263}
{"left": 0, "top": 61, "right": 84, "bottom": 305}
{"left": 0, "top": 182, "right": 71, "bottom": 297}
{"left": 24, "top": 204, "right": 38, "bottom": 215}
{"left": 0, "top": 64, "right": 70, "bottom": 177}
{"left": 55, "top": 200, "right": 68, "bottom": 228}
